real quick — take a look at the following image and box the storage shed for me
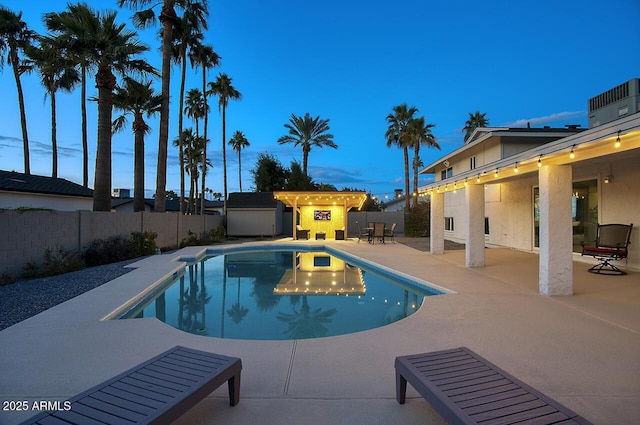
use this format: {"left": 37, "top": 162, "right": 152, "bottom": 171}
{"left": 226, "top": 192, "right": 284, "bottom": 237}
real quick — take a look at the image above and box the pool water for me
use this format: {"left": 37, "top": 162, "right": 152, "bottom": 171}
{"left": 124, "top": 249, "right": 438, "bottom": 340}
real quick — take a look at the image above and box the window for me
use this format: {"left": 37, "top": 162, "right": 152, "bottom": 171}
{"left": 440, "top": 167, "right": 453, "bottom": 180}
{"left": 445, "top": 217, "right": 454, "bottom": 231}
{"left": 470, "top": 156, "right": 476, "bottom": 170}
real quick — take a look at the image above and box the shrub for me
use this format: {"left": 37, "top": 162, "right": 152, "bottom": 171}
{"left": 22, "top": 247, "right": 85, "bottom": 279}
{"left": 207, "top": 226, "right": 226, "bottom": 243}
{"left": 405, "top": 202, "right": 430, "bottom": 237}
{"left": 130, "top": 231, "right": 158, "bottom": 256}
{"left": 1, "top": 273, "right": 15, "bottom": 285}
{"left": 180, "top": 230, "right": 200, "bottom": 248}
{"left": 83, "top": 236, "right": 135, "bottom": 267}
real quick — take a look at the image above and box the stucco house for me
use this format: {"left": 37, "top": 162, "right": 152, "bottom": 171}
{"left": 0, "top": 170, "right": 93, "bottom": 211}
{"left": 419, "top": 80, "right": 640, "bottom": 295}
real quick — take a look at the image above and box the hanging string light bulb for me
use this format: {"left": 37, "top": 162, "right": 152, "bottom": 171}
{"left": 569, "top": 145, "right": 575, "bottom": 159}
{"left": 514, "top": 162, "right": 519, "bottom": 173}
{"left": 615, "top": 130, "right": 621, "bottom": 148}
{"left": 537, "top": 155, "right": 542, "bottom": 168}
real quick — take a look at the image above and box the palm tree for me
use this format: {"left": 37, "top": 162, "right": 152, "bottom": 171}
{"left": 385, "top": 103, "right": 418, "bottom": 210}
{"left": 44, "top": 3, "right": 97, "bottom": 187}
{"left": 463, "top": 111, "right": 489, "bottom": 143}
{"left": 24, "top": 35, "right": 80, "bottom": 178}
{"left": 228, "top": 131, "right": 250, "bottom": 192}
{"left": 184, "top": 88, "right": 206, "bottom": 135}
{"left": 0, "top": 7, "right": 36, "bottom": 174}
{"left": 174, "top": 129, "right": 209, "bottom": 213}
{"left": 112, "top": 77, "right": 162, "bottom": 212}
{"left": 277, "top": 113, "right": 337, "bottom": 176}
{"left": 208, "top": 73, "right": 241, "bottom": 213}
{"left": 171, "top": 4, "right": 208, "bottom": 214}
{"left": 407, "top": 116, "right": 439, "bottom": 207}
{"left": 119, "top": 0, "right": 209, "bottom": 212}
{"left": 48, "top": 6, "right": 156, "bottom": 211}
{"left": 189, "top": 43, "right": 220, "bottom": 215}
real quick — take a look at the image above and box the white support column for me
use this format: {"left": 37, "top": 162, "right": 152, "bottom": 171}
{"left": 539, "top": 165, "right": 573, "bottom": 295}
{"left": 465, "top": 184, "right": 485, "bottom": 268}
{"left": 430, "top": 192, "right": 445, "bottom": 254}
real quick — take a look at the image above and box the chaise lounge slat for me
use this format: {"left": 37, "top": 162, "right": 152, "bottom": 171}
{"left": 395, "top": 347, "right": 593, "bottom": 425}
{"left": 20, "top": 346, "right": 242, "bottom": 425}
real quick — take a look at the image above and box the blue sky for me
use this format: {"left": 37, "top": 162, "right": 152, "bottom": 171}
{"left": 1, "top": 0, "right": 639, "bottom": 201}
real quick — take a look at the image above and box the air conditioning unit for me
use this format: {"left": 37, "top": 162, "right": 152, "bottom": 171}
{"left": 588, "top": 78, "right": 640, "bottom": 128}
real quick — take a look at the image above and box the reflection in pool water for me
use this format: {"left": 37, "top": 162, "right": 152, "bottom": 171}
{"left": 125, "top": 250, "right": 438, "bottom": 340}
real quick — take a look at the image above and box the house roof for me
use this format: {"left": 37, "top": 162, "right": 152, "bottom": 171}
{"left": 421, "top": 127, "right": 585, "bottom": 174}
{"left": 0, "top": 170, "right": 93, "bottom": 197}
{"left": 111, "top": 198, "right": 224, "bottom": 211}
{"left": 227, "top": 192, "right": 280, "bottom": 209}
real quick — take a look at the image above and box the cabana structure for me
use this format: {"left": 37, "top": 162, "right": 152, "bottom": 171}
{"left": 273, "top": 191, "right": 367, "bottom": 240}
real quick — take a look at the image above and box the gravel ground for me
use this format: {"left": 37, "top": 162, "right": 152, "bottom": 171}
{"left": 0, "top": 258, "right": 139, "bottom": 331}
{"left": 0, "top": 237, "right": 462, "bottom": 331}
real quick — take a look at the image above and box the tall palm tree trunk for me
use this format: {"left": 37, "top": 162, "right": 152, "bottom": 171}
{"left": 155, "top": 1, "right": 176, "bottom": 213}
{"left": 178, "top": 53, "right": 187, "bottom": 214}
{"left": 403, "top": 146, "right": 410, "bottom": 210}
{"left": 93, "top": 66, "right": 116, "bottom": 211}
{"left": 201, "top": 70, "right": 208, "bottom": 215}
{"left": 133, "top": 113, "right": 145, "bottom": 212}
{"left": 302, "top": 145, "right": 310, "bottom": 176}
{"left": 238, "top": 150, "right": 242, "bottom": 192}
{"left": 81, "top": 66, "right": 88, "bottom": 187}
{"left": 50, "top": 91, "right": 57, "bottom": 178}
{"left": 412, "top": 145, "right": 420, "bottom": 208}
{"left": 10, "top": 48, "right": 29, "bottom": 174}
{"left": 222, "top": 105, "right": 228, "bottom": 213}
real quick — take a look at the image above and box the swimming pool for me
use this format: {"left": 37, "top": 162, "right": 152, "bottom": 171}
{"left": 120, "top": 247, "right": 441, "bottom": 340}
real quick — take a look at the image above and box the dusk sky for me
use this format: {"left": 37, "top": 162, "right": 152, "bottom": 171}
{"left": 1, "top": 0, "right": 639, "bottom": 201}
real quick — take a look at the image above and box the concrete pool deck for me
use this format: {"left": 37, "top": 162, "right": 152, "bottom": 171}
{"left": 0, "top": 238, "right": 638, "bottom": 424}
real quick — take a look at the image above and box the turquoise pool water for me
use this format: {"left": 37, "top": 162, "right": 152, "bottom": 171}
{"left": 122, "top": 249, "right": 439, "bottom": 340}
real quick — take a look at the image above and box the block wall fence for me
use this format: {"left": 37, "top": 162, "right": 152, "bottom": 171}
{"left": 0, "top": 211, "right": 224, "bottom": 278}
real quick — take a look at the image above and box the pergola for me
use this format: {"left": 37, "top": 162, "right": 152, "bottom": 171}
{"left": 273, "top": 191, "right": 367, "bottom": 240}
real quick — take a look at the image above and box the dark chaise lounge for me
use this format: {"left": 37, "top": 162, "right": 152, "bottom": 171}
{"left": 395, "top": 347, "right": 593, "bottom": 425}
{"left": 20, "top": 346, "right": 241, "bottom": 425}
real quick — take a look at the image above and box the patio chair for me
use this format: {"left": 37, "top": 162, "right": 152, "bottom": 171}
{"left": 372, "top": 222, "right": 385, "bottom": 244}
{"left": 296, "top": 225, "right": 310, "bottom": 240}
{"left": 384, "top": 223, "right": 397, "bottom": 243}
{"left": 581, "top": 223, "right": 633, "bottom": 275}
{"left": 356, "top": 221, "right": 371, "bottom": 243}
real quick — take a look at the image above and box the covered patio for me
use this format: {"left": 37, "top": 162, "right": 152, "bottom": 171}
{"left": 424, "top": 113, "right": 640, "bottom": 296}
{"left": 273, "top": 191, "right": 367, "bottom": 240}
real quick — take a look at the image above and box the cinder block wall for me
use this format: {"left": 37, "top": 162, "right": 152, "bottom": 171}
{"left": 0, "top": 211, "right": 224, "bottom": 278}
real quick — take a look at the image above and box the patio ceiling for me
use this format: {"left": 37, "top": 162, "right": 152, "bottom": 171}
{"left": 273, "top": 191, "right": 368, "bottom": 210}
{"left": 421, "top": 113, "right": 640, "bottom": 195}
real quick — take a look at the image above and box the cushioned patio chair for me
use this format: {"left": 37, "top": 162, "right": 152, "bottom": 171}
{"left": 296, "top": 225, "right": 310, "bottom": 240}
{"left": 581, "top": 223, "right": 633, "bottom": 275}
{"left": 384, "top": 223, "right": 397, "bottom": 243}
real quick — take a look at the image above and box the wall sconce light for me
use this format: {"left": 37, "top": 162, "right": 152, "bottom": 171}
{"left": 604, "top": 176, "right": 612, "bottom": 184}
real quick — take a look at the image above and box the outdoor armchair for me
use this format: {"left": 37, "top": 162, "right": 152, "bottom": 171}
{"left": 296, "top": 225, "right": 310, "bottom": 240}
{"left": 581, "top": 223, "right": 633, "bottom": 275}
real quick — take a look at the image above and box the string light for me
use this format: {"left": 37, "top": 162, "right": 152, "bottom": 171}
{"left": 476, "top": 174, "right": 481, "bottom": 183}
{"left": 494, "top": 168, "right": 499, "bottom": 178}
{"left": 615, "top": 130, "right": 621, "bottom": 148}
{"left": 569, "top": 145, "right": 575, "bottom": 159}
{"left": 514, "top": 162, "right": 519, "bottom": 173}
{"left": 537, "top": 155, "right": 542, "bottom": 168}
